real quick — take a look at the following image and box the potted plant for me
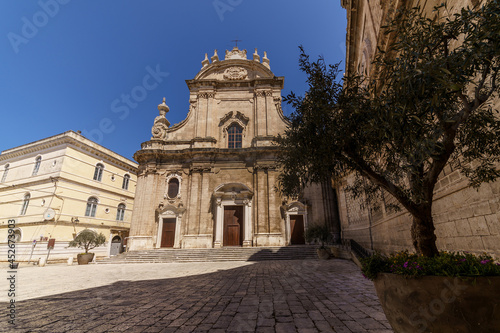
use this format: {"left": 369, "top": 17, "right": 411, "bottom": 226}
{"left": 361, "top": 251, "right": 500, "bottom": 332}
{"left": 69, "top": 229, "right": 107, "bottom": 265}
{"left": 304, "top": 224, "right": 331, "bottom": 259}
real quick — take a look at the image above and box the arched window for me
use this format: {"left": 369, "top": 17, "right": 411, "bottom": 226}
{"left": 1, "top": 164, "right": 9, "bottom": 183}
{"left": 227, "top": 124, "right": 242, "bottom": 148}
{"left": 32, "top": 156, "right": 42, "bottom": 176}
{"left": 20, "top": 193, "right": 30, "bottom": 215}
{"left": 85, "top": 197, "right": 98, "bottom": 217}
{"left": 122, "top": 174, "right": 130, "bottom": 190}
{"left": 116, "top": 203, "right": 126, "bottom": 221}
{"left": 167, "top": 178, "right": 179, "bottom": 198}
{"left": 93, "top": 163, "right": 104, "bottom": 181}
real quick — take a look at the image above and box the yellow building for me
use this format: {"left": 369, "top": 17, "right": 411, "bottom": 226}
{"left": 0, "top": 131, "right": 137, "bottom": 261}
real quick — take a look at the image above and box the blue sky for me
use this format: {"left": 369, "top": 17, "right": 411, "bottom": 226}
{"left": 0, "top": 0, "right": 347, "bottom": 160}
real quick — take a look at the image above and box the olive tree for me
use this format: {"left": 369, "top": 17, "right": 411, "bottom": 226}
{"left": 69, "top": 229, "right": 107, "bottom": 254}
{"left": 277, "top": 1, "right": 500, "bottom": 257}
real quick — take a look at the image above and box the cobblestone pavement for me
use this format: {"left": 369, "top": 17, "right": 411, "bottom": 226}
{"left": 1, "top": 259, "right": 393, "bottom": 332}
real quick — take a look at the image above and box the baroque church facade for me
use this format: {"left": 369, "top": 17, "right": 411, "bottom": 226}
{"left": 128, "top": 47, "right": 337, "bottom": 250}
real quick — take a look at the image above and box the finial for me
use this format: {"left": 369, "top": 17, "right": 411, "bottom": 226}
{"left": 211, "top": 49, "right": 219, "bottom": 62}
{"left": 253, "top": 48, "right": 260, "bottom": 62}
{"left": 262, "top": 51, "right": 270, "bottom": 69}
{"left": 158, "top": 97, "right": 170, "bottom": 116}
{"left": 231, "top": 39, "right": 242, "bottom": 48}
{"left": 202, "top": 53, "right": 210, "bottom": 67}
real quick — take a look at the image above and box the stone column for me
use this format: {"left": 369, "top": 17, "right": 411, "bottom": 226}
{"left": 187, "top": 170, "right": 201, "bottom": 235}
{"left": 254, "top": 91, "right": 266, "bottom": 137}
{"left": 264, "top": 90, "right": 273, "bottom": 136}
{"left": 243, "top": 199, "right": 253, "bottom": 247}
{"left": 128, "top": 168, "right": 159, "bottom": 250}
{"left": 206, "top": 92, "right": 215, "bottom": 138}
{"left": 214, "top": 198, "right": 223, "bottom": 248}
{"left": 256, "top": 167, "right": 269, "bottom": 233}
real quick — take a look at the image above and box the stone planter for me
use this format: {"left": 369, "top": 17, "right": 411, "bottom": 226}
{"left": 373, "top": 273, "right": 500, "bottom": 333}
{"left": 317, "top": 248, "right": 330, "bottom": 260}
{"left": 77, "top": 253, "right": 95, "bottom": 265}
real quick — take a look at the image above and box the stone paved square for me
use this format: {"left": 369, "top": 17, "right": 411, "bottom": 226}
{"left": 0, "top": 259, "right": 392, "bottom": 332}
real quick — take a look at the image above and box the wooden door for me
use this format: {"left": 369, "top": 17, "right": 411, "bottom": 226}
{"left": 161, "top": 218, "right": 176, "bottom": 248}
{"left": 290, "top": 215, "right": 305, "bottom": 245}
{"left": 224, "top": 206, "right": 243, "bottom": 246}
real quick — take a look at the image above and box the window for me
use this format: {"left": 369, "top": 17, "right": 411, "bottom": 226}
{"left": 85, "top": 197, "right": 98, "bottom": 217}
{"left": 12, "top": 229, "right": 22, "bottom": 242}
{"left": 122, "top": 174, "right": 130, "bottom": 190}
{"left": 167, "top": 178, "right": 179, "bottom": 198}
{"left": 93, "top": 163, "right": 104, "bottom": 181}
{"left": 32, "top": 156, "right": 41, "bottom": 176}
{"left": 227, "top": 124, "right": 242, "bottom": 148}
{"left": 116, "top": 203, "right": 126, "bottom": 221}
{"left": 20, "top": 193, "right": 30, "bottom": 215}
{"left": 1, "top": 164, "right": 9, "bottom": 183}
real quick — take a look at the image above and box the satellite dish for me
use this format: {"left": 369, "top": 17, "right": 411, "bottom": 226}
{"left": 43, "top": 208, "right": 56, "bottom": 221}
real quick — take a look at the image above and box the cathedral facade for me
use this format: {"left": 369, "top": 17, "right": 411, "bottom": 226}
{"left": 128, "top": 47, "right": 335, "bottom": 250}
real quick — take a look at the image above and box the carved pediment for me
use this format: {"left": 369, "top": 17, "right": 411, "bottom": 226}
{"left": 219, "top": 111, "right": 250, "bottom": 138}
{"left": 219, "top": 111, "right": 249, "bottom": 127}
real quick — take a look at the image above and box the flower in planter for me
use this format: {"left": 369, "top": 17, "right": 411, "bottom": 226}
{"left": 361, "top": 250, "right": 500, "bottom": 280}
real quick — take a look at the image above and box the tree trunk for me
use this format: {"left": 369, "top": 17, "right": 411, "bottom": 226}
{"left": 410, "top": 207, "right": 439, "bottom": 257}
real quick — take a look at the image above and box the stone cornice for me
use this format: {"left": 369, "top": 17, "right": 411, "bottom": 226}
{"left": 134, "top": 145, "right": 281, "bottom": 165}
{"left": 186, "top": 77, "right": 284, "bottom": 90}
{"left": 0, "top": 130, "right": 138, "bottom": 172}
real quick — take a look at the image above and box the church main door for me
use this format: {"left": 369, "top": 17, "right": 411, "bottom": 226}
{"left": 161, "top": 218, "right": 176, "bottom": 247}
{"left": 290, "top": 215, "right": 305, "bottom": 245}
{"left": 224, "top": 206, "right": 243, "bottom": 246}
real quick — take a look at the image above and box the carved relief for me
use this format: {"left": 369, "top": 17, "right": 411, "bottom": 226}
{"left": 274, "top": 97, "right": 283, "bottom": 114}
{"left": 198, "top": 92, "right": 216, "bottom": 99}
{"left": 225, "top": 47, "right": 247, "bottom": 60}
{"left": 223, "top": 66, "right": 248, "bottom": 80}
{"left": 152, "top": 122, "right": 169, "bottom": 140}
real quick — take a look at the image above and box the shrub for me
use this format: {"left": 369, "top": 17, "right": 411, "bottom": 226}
{"left": 304, "top": 224, "right": 331, "bottom": 248}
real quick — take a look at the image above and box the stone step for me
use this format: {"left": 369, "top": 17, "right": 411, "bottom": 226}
{"left": 98, "top": 246, "right": 319, "bottom": 264}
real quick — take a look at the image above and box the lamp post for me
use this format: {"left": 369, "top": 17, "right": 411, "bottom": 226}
{"left": 71, "top": 217, "right": 79, "bottom": 237}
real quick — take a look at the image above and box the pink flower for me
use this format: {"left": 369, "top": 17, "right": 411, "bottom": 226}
{"left": 480, "top": 260, "right": 490, "bottom": 265}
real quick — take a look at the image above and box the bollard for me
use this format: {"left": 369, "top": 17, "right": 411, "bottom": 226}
{"left": 67, "top": 257, "right": 73, "bottom": 266}
{"left": 38, "top": 257, "right": 46, "bottom": 267}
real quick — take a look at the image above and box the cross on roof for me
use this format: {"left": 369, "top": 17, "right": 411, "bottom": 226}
{"left": 231, "top": 39, "right": 242, "bottom": 48}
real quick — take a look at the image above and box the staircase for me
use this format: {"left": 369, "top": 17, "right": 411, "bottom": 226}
{"left": 98, "top": 246, "right": 319, "bottom": 264}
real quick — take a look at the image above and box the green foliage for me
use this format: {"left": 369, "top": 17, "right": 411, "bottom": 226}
{"left": 361, "top": 250, "right": 500, "bottom": 280}
{"left": 304, "top": 224, "right": 331, "bottom": 248}
{"left": 69, "top": 229, "right": 107, "bottom": 254}
{"left": 277, "top": 1, "right": 500, "bottom": 256}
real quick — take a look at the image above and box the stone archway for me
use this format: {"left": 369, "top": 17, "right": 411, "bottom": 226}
{"left": 156, "top": 204, "right": 185, "bottom": 249}
{"left": 284, "top": 201, "right": 308, "bottom": 245}
{"left": 213, "top": 183, "right": 253, "bottom": 247}
{"left": 110, "top": 235, "right": 123, "bottom": 256}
